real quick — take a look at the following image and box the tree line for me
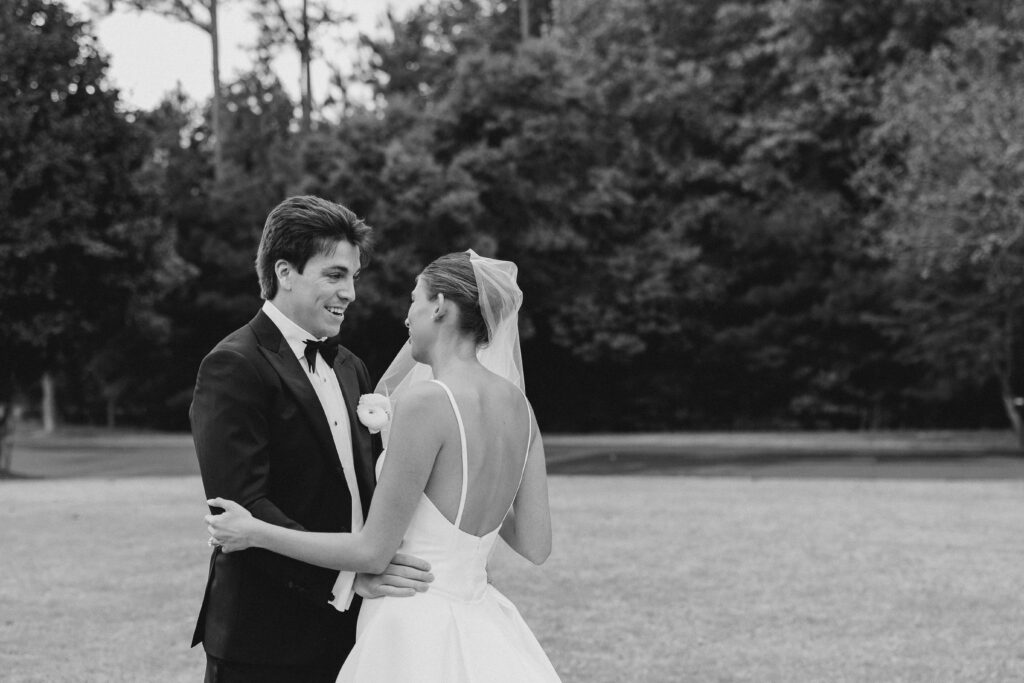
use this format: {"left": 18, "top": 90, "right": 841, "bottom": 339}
{"left": 3, "top": 0, "right": 1024, "bottom": 459}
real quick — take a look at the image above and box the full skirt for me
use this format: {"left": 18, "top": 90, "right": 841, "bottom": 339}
{"left": 337, "top": 585, "right": 561, "bottom": 682}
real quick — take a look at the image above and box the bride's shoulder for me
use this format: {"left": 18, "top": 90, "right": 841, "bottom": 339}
{"left": 393, "top": 380, "right": 448, "bottom": 416}
{"left": 387, "top": 383, "right": 451, "bottom": 455}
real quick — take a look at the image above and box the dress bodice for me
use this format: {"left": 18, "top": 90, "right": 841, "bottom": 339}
{"left": 343, "top": 380, "right": 560, "bottom": 682}
{"left": 373, "top": 379, "right": 529, "bottom": 603}
{"left": 394, "top": 495, "right": 502, "bottom": 602}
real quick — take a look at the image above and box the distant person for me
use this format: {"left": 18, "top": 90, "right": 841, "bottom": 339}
{"left": 190, "top": 195, "right": 433, "bottom": 682}
{"left": 205, "top": 250, "right": 561, "bottom": 681}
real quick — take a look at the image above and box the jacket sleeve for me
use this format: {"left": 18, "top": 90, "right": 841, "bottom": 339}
{"left": 190, "top": 347, "right": 338, "bottom": 603}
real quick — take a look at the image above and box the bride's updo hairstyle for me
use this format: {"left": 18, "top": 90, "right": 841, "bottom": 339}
{"left": 419, "top": 252, "right": 491, "bottom": 346}
{"left": 376, "top": 250, "right": 524, "bottom": 431}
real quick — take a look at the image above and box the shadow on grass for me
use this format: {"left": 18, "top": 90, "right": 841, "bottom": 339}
{"left": 547, "top": 450, "right": 1024, "bottom": 479}
{"left": 3, "top": 428, "right": 1023, "bottom": 480}
{"left": 0, "top": 470, "right": 40, "bottom": 480}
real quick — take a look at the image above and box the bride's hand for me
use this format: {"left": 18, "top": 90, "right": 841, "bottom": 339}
{"left": 205, "top": 497, "right": 258, "bottom": 553}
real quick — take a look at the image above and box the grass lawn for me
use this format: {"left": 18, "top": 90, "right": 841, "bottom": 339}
{"left": 2, "top": 474, "right": 1023, "bottom": 682}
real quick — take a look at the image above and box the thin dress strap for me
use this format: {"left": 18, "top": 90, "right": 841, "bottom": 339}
{"left": 430, "top": 380, "right": 469, "bottom": 528}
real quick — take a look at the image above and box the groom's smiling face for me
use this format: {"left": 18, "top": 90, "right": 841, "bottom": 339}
{"left": 274, "top": 239, "right": 361, "bottom": 339}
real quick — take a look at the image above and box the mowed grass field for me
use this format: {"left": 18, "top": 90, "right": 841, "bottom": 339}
{"left": 2, "top": 467, "right": 1023, "bottom": 682}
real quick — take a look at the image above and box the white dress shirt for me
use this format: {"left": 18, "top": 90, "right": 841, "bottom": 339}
{"left": 262, "top": 301, "right": 363, "bottom": 611}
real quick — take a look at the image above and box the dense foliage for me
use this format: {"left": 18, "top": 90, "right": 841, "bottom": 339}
{"left": 3, "top": 0, "right": 1023, "bottom": 441}
{"left": 0, "top": 0, "right": 191, "bottom": 437}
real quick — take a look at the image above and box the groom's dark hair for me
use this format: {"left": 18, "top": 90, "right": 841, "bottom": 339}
{"left": 256, "top": 195, "right": 373, "bottom": 300}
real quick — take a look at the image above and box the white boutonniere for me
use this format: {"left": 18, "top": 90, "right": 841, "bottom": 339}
{"left": 356, "top": 393, "right": 392, "bottom": 434}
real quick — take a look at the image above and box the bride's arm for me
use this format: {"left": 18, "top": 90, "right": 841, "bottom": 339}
{"left": 498, "top": 406, "right": 552, "bottom": 564}
{"left": 207, "top": 383, "right": 446, "bottom": 574}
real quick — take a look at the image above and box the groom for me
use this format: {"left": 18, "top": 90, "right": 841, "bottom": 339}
{"left": 190, "top": 196, "right": 432, "bottom": 682}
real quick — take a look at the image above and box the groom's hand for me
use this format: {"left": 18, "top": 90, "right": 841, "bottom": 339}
{"left": 354, "top": 553, "right": 434, "bottom": 599}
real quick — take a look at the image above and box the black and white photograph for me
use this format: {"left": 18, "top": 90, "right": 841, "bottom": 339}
{"left": 2, "top": 1, "right": 1023, "bottom": 681}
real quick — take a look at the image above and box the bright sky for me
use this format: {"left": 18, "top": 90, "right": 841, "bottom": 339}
{"left": 65, "top": 0, "right": 423, "bottom": 110}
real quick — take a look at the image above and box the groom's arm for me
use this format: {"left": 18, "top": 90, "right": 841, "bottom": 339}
{"left": 191, "top": 347, "right": 337, "bottom": 603}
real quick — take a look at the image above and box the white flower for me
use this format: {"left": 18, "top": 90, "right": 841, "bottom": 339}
{"left": 357, "top": 393, "right": 392, "bottom": 434}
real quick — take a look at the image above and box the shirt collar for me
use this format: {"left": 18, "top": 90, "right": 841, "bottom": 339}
{"left": 262, "top": 300, "right": 324, "bottom": 361}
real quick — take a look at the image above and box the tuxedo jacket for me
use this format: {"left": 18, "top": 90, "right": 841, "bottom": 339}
{"left": 190, "top": 310, "right": 381, "bottom": 666}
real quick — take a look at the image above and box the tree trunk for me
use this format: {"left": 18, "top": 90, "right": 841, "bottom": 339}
{"left": 520, "top": 0, "right": 530, "bottom": 40}
{"left": 301, "top": 44, "right": 312, "bottom": 132}
{"left": 41, "top": 371, "right": 57, "bottom": 434}
{"left": 300, "top": 0, "right": 312, "bottom": 133}
{"left": 210, "top": 0, "right": 225, "bottom": 180}
{"left": 1001, "top": 392, "right": 1024, "bottom": 449}
{"left": 0, "top": 435, "right": 10, "bottom": 475}
{"left": 996, "top": 368, "right": 1024, "bottom": 449}
{"left": 0, "top": 402, "right": 12, "bottom": 475}
{"left": 998, "top": 304, "right": 1023, "bottom": 450}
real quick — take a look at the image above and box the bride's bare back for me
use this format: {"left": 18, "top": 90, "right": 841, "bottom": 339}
{"left": 422, "top": 368, "right": 532, "bottom": 537}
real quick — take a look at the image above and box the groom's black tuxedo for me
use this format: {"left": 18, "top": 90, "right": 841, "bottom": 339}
{"left": 190, "top": 310, "right": 381, "bottom": 669}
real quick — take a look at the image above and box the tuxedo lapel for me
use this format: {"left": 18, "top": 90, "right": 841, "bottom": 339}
{"left": 333, "top": 353, "right": 375, "bottom": 519}
{"left": 250, "top": 312, "right": 341, "bottom": 471}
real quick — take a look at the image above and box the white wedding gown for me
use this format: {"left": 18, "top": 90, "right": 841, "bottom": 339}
{"left": 337, "top": 380, "right": 561, "bottom": 682}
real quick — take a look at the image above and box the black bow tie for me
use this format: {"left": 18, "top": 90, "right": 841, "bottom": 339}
{"left": 303, "top": 339, "right": 339, "bottom": 373}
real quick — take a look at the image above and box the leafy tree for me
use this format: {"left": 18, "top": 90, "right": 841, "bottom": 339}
{"left": 328, "top": 3, "right": 722, "bottom": 426}
{"left": 186, "top": 0, "right": 1016, "bottom": 431}
{"left": 359, "top": 1, "right": 504, "bottom": 106}
{"left": 860, "top": 19, "right": 1024, "bottom": 444}
{"left": 648, "top": 0, "right": 977, "bottom": 427}
{"left": 0, "top": 0, "right": 189, "bottom": 452}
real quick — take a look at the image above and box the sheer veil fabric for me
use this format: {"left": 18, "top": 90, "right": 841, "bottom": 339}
{"left": 375, "top": 249, "right": 525, "bottom": 448}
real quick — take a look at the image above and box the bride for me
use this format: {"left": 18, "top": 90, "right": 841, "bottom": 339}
{"left": 206, "top": 250, "right": 562, "bottom": 682}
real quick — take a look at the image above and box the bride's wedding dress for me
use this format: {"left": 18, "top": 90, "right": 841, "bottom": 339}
{"left": 337, "top": 380, "right": 561, "bottom": 682}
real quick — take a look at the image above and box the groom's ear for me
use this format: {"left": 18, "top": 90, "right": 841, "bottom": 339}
{"left": 274, "top": 259, "right": 293, "bottom": 291}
